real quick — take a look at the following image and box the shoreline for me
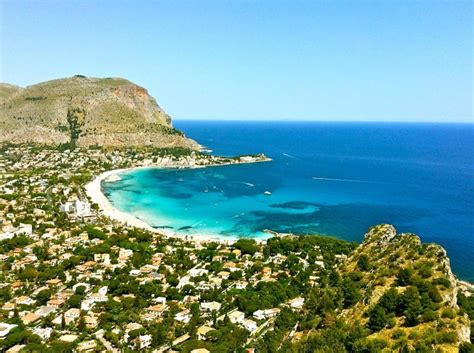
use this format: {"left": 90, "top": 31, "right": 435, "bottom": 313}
{"left": 84, "top": 160, "right": 474, "bottom": 286}
{"left": 84, "top": 160, "right": 272, "bottom": 245}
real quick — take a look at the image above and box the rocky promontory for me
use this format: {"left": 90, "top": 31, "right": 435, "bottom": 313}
{"left": 0, "top": 75, "right": 199, "bottom": 149}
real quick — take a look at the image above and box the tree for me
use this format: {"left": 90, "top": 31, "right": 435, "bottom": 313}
{"left": 342, "top": 278, "right": 362, "bottom": 308}
{"left": 397, "top": 286, "right": 419, "bottom": 315}
{"left": 396, "top": 268, "right": 413, "bottom": 286}
{"left": 234, "top": 238, "right": 259, "bottom": 256}
{"left": 66, "top": 108, "right": 84, "bottom": 146}
{"left": 229, "top": 270, "right": 243, "bottom": 281}
{"left": 75, "top": 285, "right": 87, "bottom": 295}
{"left": 68, "top": 294, "right": 83, "bottom": 308}
{"left": 367, "top": 306, "right": 388, "bottom": 332}
{"left": 357, "top": 255, "right": 370, "bottom": 271}
{"left": 378, "top": 288, "right": 399, "bottom": 313}
{"left": 404, "top": 300, "right": 422, "bottom": 326}
{"left": 77, "top": 311, "right": 86, "bottom": 331}
{"left": 36, "top": 289, "right": 52, "bottom": 306}
{"left": 19, "top": 267, "right": 39, "bottom": 281}
{"left": 151, "top": 324, "right": 167, "bottom": 347}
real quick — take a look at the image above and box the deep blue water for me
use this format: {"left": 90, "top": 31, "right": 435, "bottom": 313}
{"left": 104, "top": 121, "right": 474, "bottom": 281}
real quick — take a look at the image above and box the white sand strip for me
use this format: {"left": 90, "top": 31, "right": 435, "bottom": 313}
{"left": 85, "top": 167, "right": 268, "bottom": 244}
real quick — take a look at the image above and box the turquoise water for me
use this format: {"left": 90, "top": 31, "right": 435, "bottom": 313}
{"left": 103, "top": 121, "right": 474, "bottom": 281}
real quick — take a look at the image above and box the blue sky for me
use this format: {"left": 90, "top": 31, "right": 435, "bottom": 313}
{"left": 1, "top": 0, "right": 472, "bottom": 122}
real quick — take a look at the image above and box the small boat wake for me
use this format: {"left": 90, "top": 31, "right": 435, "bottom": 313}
{"left": 312, "top": 176, "right": 388, "bottom": 184}
{"left": 192, "top": 220, "right": 205, "bottom": 227}
{"left": 282, "top": 153, "right": 297, "bottom": 159}
{"left": 234, "top": 181, "right": 255, "bottom": 187}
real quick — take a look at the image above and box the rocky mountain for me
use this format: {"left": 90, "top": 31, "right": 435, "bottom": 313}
{"left": 244, "top": 224, "right": 473, "bottom": 352}
{"left": 0, "top": 76, "right": 199, "bottom": 149}
{"left": 297, "top": 224, "right": 471, "bottom": 352}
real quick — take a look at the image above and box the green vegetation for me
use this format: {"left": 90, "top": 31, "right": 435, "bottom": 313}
{"left": 66, "top": 108, "right": 84, "bottom": 147}
{"left": 0, "top": 145, "right": 470, "bottom": 352}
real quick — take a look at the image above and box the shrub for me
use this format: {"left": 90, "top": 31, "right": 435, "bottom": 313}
{"left": 435, "top": 331, "right": 457, "bottom": 344}
{"left": 392, "top": 329, "right": 406, "bottom": 339}
{"left": 357, "top": 255, "right": 370, "bottom": 271}
{"left": 414, "top": 341, "right": 433, "bottom": 353}
{"left": 433, "top": 276, "right": 451, "bottom": 289}
{"left": 421, "top": 310, "right": 438, "bottom": 323}
{"left": 378, "top": 288, "right": 398, "bottom": 313}
{"left": 353, "top": 338, "right": 388, "bottom": 351}
{"left": 419, "top": 264, "right": 433, "bottom": 278}
{"left": 367, "top": 306, "right": 389, "bottom": 332}
{"left": 428, "top": 286, "right": 443, "bottom": 303}
{"left": 441, "top": 308, "right": 456, "bottom": 319}
{"left": 459, "top": 342, "right": 474, "bottom": 353}
{"left": 396, "top": 268, "right": 413, "bottom": 286}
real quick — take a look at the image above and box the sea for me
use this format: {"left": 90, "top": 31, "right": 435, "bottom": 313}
{"left": 102, "top": 121, "right": 474, "bottom": 281}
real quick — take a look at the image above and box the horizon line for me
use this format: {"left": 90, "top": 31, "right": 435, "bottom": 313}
{"left": 173, "top": 118, "right": 474, "bottom": 124}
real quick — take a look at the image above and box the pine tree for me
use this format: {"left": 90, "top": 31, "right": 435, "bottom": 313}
{"left": 367, "top": 306, "right": 388, "bottom": 332}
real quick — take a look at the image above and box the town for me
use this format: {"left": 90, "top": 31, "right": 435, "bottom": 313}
{"left": 0, "top": 144, "right": 357, "bottom": 352}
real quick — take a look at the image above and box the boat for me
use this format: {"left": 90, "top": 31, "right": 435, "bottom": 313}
{"left": 264, "top": 191, "right": 271, "bottom": 195}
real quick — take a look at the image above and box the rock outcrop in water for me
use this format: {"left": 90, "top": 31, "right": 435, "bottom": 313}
{"left": 0, "top": 75, "right": 199, "bottom": 149}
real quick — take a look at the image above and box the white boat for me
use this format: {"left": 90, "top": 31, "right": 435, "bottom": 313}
{"left": 264, "top": 191, "right": 272, "bottom": 195}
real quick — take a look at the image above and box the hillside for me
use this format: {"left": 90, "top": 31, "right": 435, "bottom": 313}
{"left": 0, "top": 76, "right": 199, "bottom": 149}
{"left": 285, "top": 224, "right": 472, "bottom": 352}
{"left": 0, "top": 83, "right": 22, "bottom": 100}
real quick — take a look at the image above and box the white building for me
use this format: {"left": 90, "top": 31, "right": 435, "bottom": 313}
{"left": 60, "top": 199, "right": 91, "bottom": 217}
{"left": 228, "top": 310, "right": 245, "bottom": 324}
{"left": 81, "top": 299, "right": 95, "bottom": 311}
{"left": 253, "top": 308, "right": 281, "bottom": 320}
{"left": 0, "top": 224, "right": 33, "bottom": 241}
{"left": 242, "top": 319, "right": 258, "bottom": 333}
{"left": 94, "top": 253, "right": 110, "bottom": 264}
{"left": 175, "top": 309, "right": 191, "bottom": 324}
{"left": 34, "top": 306, "right": 56, "bottom": 318}
{"left": 154, "top": 296, "right": 167, "bottom": 304}
{"left": 133, "top": 335, "right": 152, "bottom": 350}
{"left": 189, "top": 268, "right": 209, "bottom": 278}
{"left": 74, "top": 199, "right": 91, "bottom": 217}
{"left": 16, "top": 296, "right": 35, "bottom": 306}
{"left": 59, "top": 202, "right": 74, "bottom": 213}
{"left": 32, "top": 327, "right": 53, "bottom": 341}
{"left": 177, "top": 275, "right": 192, "bottom": 289}
{"left": 200, "top": 301, "right": 221, "bottom": 313}
{"left": 0, "top": 323, "right": 17, "bottom": 338}
{"left": 288, "top": 297, "right": 305, "bottom": 310}
{"left": 98, "top": 286, "right": 108, "bottom": 296}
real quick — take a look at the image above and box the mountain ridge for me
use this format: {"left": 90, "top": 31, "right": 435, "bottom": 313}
{"left": 0, "top": 75, "right": 199, "bottom": 149}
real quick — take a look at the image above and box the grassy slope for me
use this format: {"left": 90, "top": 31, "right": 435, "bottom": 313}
{"left": 0, "top": 83, "right": 22, "bottom": 100}
{"left": 338, "top": 224, "right": 469, "bottom": 352}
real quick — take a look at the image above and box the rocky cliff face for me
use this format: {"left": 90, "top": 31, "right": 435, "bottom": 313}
{"left": 0, "top": 76, "right": 199, "bottom": 149}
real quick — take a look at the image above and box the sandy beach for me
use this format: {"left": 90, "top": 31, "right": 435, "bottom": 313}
{"left": 85, "top": 166, "right": 267, "bottom": 245}
{"left": 85, "top": 168, "right": 158, "bottom": 233}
